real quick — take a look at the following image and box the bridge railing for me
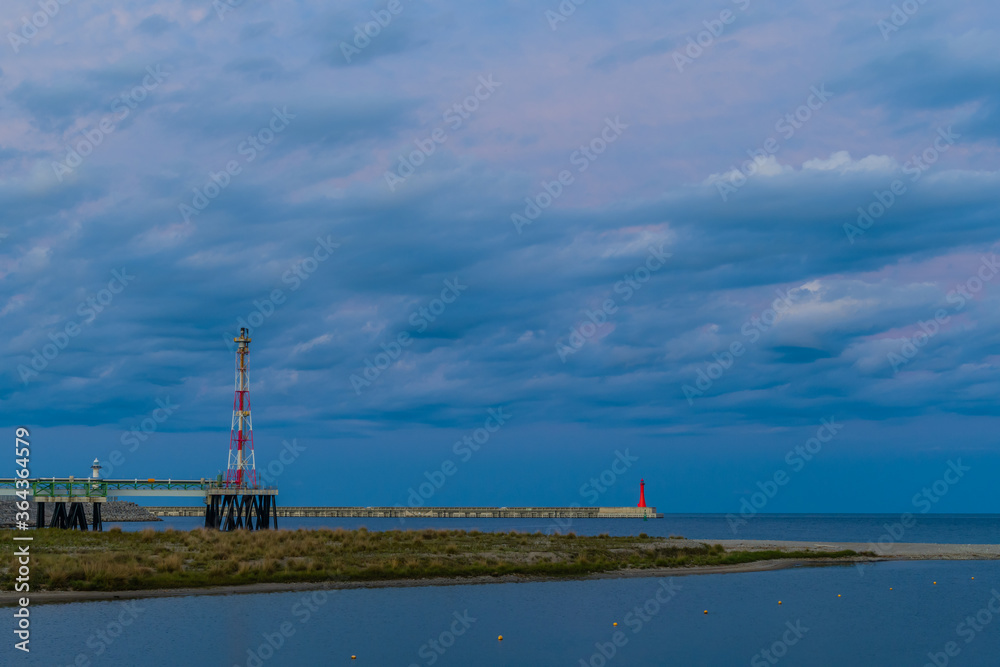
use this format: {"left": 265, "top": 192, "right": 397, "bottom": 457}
{"left": 0, "top": 478, "right": 278, "bottom": 498}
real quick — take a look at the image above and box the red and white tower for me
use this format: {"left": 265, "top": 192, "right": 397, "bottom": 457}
{"left": 225, "top": 328, "right": 257, "bottom": 488}
{"left": 637, "top": 479, "right": 647, "bottom": 508}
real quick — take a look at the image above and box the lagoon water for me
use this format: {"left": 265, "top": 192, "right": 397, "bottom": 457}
{"left": 17, "top": 515, "right": 1000, "bottom": 665}
{"left": 22, "top": 560, "right": 1000, "bottom": 666}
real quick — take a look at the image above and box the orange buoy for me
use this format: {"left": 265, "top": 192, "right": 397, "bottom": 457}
{"left": 613, "top": 622, "right": 617, "bottom": 626}
{"left": 703, "top": 610, "right": 708, "bottom": 614}
{"left": 778, "top": 601, "right": 782, "bottom": 605}
{"left": 498, "top": 635, "right": 503, "bottom": 641}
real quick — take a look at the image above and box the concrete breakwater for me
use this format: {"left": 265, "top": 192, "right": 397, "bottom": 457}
{"left": 0, "top": 500, "right": 161, "bottom": 526}
{"left": 146, "top": 506, "right": 662, "bottom": 519}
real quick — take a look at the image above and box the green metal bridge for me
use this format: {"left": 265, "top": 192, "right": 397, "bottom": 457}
{"left": 0, "top": 477, "right": 225, "bottom": 500}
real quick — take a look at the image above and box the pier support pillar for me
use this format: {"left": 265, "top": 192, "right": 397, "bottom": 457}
{"left": 92, "top": 502, "right": 103, "bottom": 532}
{"left": 205, "top": 495, "right": 222, "bottom": 530}
{"left": 46, "top": 502, "right": 89, "bottom": 530}
{"left": 49, "top": 502, "right": 68, "bottom": 529}
{"left": 36, "top": 502, "right": 45, "bottom": 529}
{"left": 205, "top": 494, "right": 276, "bottom": 531}
{"left": 67, "top": 502, "right": 88, "bottom": 530}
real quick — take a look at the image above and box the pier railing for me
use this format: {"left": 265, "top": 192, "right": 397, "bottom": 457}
{"left": 0, "top": 478, "right": 277, "bottom": 500}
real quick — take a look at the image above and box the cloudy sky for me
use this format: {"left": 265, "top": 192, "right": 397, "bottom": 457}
{"left": 3, "top": 0, "right": 999, "bottom": 512}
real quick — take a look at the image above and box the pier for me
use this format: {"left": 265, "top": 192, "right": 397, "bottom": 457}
{"left": 146, "top": 506, "right": 661, "bottom": 519}
{"left": 0, "top": 477, "right": 278, "bottom": 531}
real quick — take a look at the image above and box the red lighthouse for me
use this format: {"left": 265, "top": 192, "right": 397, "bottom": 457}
{"left": 637, "top": 479, "right": 647, "bottom": 508}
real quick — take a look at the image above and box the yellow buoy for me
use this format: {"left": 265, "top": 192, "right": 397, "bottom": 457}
{"left": 613, "top": 622, "right": 617, "bottom": 626}
{"left": 972, "top": 577, "right": 975, "bottom": 580}
{"left": 703, "top": 610, "right": 708, "bottom": 614}
{"left": 934, "top": 582, "right": 937, "bottom": 585}
{"left": 351, "top": 657, "right": 356, "bottom": 661}
{"left": 837, "top": 594, "right": 841, "bottom": 597}
{"left": 889, "top": 588, "right": 893, "bottom": 591}
{"left": 498, "top": 635, "right": 503, "bottom": 641}
{"left": 778, "top": 601, "right": 782, "bottom": 605}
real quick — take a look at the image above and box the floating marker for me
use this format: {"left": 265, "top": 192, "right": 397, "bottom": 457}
{"left": 613, "top": 622, "right": 618, "bottom": 626}
{"left": 704, "top": 610, "right": 708, "bottom": 614}
{"left": 351, "top": 657, "right": 356, "bottom": 661}
{"left": 778, "top": 601, "right": 782, "bottom": 605}
{"left": 498, "top": 635, "right": 503, "bottom": 641}
{"left": 837, "top": 594, "right": 841, "bottom": 597}
{"left": 934, "top": 582, "right": 937, "bottom": 585}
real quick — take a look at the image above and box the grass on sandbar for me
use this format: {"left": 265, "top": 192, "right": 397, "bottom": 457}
{"left": 0, "top": 527, "right": 858, "bottom": 592}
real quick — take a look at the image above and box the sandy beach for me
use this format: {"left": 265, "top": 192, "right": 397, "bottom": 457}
{"left": 5, "top": 538, "right": 998, "bottom": 607}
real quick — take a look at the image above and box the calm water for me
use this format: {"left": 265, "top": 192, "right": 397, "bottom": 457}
{"left": 113, "top": 512, "right": 1000, "bottom": 545}
{"left": 19, "top": 561, "right": 1000, "bottom": 666}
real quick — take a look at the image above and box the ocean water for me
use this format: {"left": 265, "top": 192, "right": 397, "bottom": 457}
{"left": 112, "top": 512, "right": 1000, "bottom": 545}
{"left": 19, "top": 560, "right": 1000, "bottom": 666}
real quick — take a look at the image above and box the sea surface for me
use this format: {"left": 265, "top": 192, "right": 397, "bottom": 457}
{"left": 112, "top": 512, "right": 1000, "bottom": 545}
{"left": 19, "top": 560, "right": 1000, "bottom": 666}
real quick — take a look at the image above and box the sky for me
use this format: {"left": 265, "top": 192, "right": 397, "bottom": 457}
{"left": 2, "top": 0, "right": 999, "bottom": 513}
